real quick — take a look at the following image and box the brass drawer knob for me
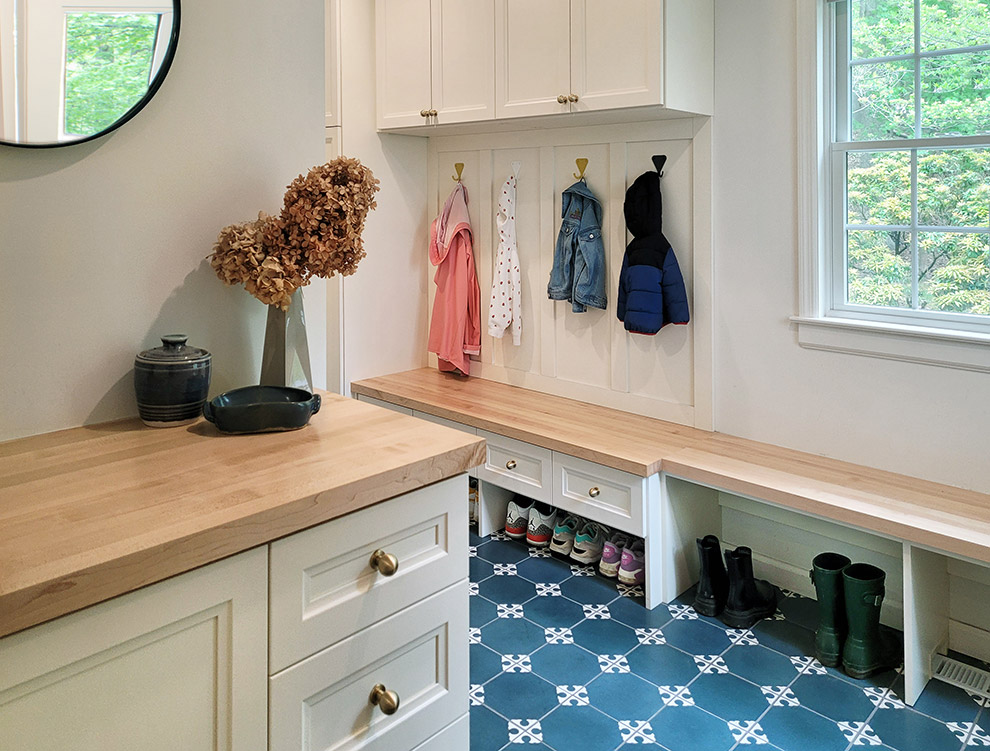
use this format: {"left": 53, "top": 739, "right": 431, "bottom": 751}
{"left": 429, "top": 109, "right": 438, "bottom": 117}
{"left": 568, "top": 93, "right": 579, "bottom": 102}
{"left": 370, "top": 549, "right": 399, "bottom": 576}
{"left": 588, "top": 487, "right": 600, "bottom": 498}
{"left": 420, "top": 109, "right": 430, "bottom": 117}
{"left": 369, "top": 683, "right": 400, "bottom": 715}
{"left": 557, "top": 94, "right": 568, "bottom": 104}
{"left": 505, "top": 460, "right": 517, "bottom": 470}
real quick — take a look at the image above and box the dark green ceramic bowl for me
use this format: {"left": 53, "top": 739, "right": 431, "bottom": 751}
{"left": 203, "top": 386, "right": 321, "bottom": 434}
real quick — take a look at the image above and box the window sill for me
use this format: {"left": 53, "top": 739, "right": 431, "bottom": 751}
{"left": 791, "top": 316, "right": 990, "bottom": 373}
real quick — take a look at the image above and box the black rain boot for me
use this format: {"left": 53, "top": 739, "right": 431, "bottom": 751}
{"left": 810, "top": 552, "right": 851, "bottom": 667}
{"left": 721, "top": 546, "right": 778, "bottom": 629}
{"left": 692, "top": 535, "right": 729, "bottom": 617}
{"left": 842, "top": 563, "right": 902, "bottom": 678}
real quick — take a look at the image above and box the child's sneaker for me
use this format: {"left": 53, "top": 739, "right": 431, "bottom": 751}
{"left": 618, "top": 538, "right": 646, "bottom": 585}
{"left": 526, "top": 503, "right": 557, "bottom": 547}
{"left": 549, "top": 514, "right": 582, "bottom": 556}
{"left": 505, "top": 495, "right": 534, "bottom": 539}
{"left": 599, "top": 532, "right": 631, "bottom": 578}
{"left": 570, "top": 522, "right": 608, "bottom": 565}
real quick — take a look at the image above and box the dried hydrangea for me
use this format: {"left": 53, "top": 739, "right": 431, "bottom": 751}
{"left": 209, "top": 157, "right": 379, "bottom": 310}
{"left": 273, "top": 157, "right": 380, "bottom": 278}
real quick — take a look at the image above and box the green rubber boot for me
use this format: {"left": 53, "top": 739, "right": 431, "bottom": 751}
{"left": 841, "top": 563, "right": 901, "bottom": 679}
{"left": 810, "top": 552, "right": 851, "bottom": 667}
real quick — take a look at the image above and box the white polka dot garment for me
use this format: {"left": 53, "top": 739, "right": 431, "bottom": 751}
{"left": 488, "top": 173, "right": 522, "bottom": 344}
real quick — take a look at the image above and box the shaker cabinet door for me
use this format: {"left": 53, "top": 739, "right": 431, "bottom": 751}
{"left": 431, "top": 0, "right": 495, "bottom": 123}
{"left": 376, "top": 0, "right": 434, "bottom": 129}
{"left": 569, "top": 0, "right": 662, "bottom": 111}
{"left": 0, "top": 548, "right": 268, "bottom": 751}
{"left": 495, "top": 0, "right": 571, "bottom": 119}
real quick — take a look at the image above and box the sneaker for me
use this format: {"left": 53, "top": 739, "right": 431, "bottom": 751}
{"left": 570, "top": 522, "right": 608, "bottom": 565}
{"left": 505, "top": 495, "right": 534, "bottom": 539}
{"left": 617, "top": 538, "right": 646, "bottom": 585}
{"left": 549, "top": 514, "right": 582, "bottom": 556}
{"left": 599, "top": 531, "right": 631, "bottom": 578}
{"left": 526, "top": 503, "right": 557, "bottom": 547}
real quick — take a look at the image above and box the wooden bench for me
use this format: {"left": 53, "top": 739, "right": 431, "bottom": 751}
{"left": 352, "top": 368, "right": 990, "bottom": 705}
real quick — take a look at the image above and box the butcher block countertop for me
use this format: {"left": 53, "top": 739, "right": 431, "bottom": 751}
{"left": 0, "top": 393, "right": 485, "bottom": 638}
{"left": 351, "top": 369, "right": 990, "bottom": 567}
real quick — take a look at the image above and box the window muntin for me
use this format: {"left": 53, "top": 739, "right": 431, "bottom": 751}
{"left": 830, "top": 0, "right": 990, "bottom": 331}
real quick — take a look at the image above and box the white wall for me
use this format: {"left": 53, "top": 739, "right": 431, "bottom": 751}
{"left": 713, "top": 1, "right": 990, "bottom": 494}
{"left": 337, "top": 0, "right": 429, "bottom": 393}
{"left": 0, "top": 0, "right": 325, "bottom": 440}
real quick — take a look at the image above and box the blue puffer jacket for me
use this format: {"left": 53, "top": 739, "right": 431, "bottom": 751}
{"left": 616, "top": 170, "right": 689, "bottom": 335}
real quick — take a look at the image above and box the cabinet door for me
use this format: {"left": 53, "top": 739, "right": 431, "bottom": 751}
{"left": 569, "top": 0, "right": 662, "bottom": 111}
{"left": 431, "top": 0, "right": 494, "bottom": 124}
{"left": 495, "top": 0, "right": 571, "bottom": 119}
{"left": 376, "top": 0, "right": 433, "bottom": 129}
{"left": 0, "top": 547, "right": 268, "bottom": 751}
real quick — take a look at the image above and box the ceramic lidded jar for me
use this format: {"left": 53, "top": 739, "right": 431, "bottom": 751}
{"left": 134, "top": 334, "right": 212, "bottom": 427}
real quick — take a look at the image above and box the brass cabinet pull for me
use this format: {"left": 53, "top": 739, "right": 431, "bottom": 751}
{"left": 370, "top": 549, "right": 399, "bottom": 576}
{"left": 429, "top": 109, "right": 438, "bottom": 117}
{"left": 505, "top": 460, "right": 517, "bottom": 470}
{"left": 369, "top": 683, "right": 400, "bottom": 715}
{"left": 588, "top": 487, "right": 600, "bottom": 498}
{"left": 568, "top": 93, "right": 579, "bottom": 102}
{"left": 420, "top": 109, "right": 430, "bottom": 117}
{"left": 556, "top": 94, "right": 568, "bottom": 104}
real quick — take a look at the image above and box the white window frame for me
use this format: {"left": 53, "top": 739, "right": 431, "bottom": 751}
{"left": 793, "top": 0, "right": 990, "bottom": 373}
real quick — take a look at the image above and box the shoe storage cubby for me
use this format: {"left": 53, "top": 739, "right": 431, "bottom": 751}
{"left": 660, "top": 472, "right": 990, "bottom": 706}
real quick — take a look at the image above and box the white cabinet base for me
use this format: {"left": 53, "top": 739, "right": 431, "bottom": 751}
{"left": 0, "top": 547, "right": 268, "bottom": 751}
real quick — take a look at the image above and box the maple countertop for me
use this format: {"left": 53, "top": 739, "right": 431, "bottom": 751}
{"left": 0, "top": 392, "right": 485, "bottom": 638}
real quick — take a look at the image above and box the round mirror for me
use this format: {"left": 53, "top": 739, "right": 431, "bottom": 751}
{"left": 0, "top": 0, "right": 180, "bottom": 148}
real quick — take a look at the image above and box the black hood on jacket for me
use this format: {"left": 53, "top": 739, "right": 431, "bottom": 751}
{"left": 624, "top": 171, "right": 664, "bottom": 238}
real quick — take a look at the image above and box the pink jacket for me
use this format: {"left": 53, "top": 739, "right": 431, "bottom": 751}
{"left": 428, "top": 183, "right": 481, "bottom": 375}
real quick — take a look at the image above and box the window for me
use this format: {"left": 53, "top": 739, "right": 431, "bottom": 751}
{"left": 795, "top": 0, "right": 990, "bottom": 370}
{"left": 831, "top": 0, "right": 990, "bottom": 329}
{"left": 63, "top": 12, "right": 164, "bottom": 138}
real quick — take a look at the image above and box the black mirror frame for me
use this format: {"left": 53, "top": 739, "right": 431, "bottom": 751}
{"left": 1, "top": 0, "right": 181, "bottom": 149}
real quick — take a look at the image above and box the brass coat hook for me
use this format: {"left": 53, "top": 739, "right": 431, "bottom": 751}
{"left": 452, "top": 162, "right": 464, "bottom": 182}
{"left": 573, "top": 158, "right": 589, "bottom": 181}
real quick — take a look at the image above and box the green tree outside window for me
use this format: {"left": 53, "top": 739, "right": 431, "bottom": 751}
{"left": 63, "top": 13, "right": 160, "bottom": 137}
{"left": 841, "top": 0, "right": 990, "bottom": 318}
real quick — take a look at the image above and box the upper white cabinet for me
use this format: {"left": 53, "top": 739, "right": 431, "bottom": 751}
{"left": 377, "top": 0, "right": 713, "bottom": 130}
{"left": 496, "top": 0, "right": 664, "bottom": 118}
{"left": 494, "top": 0, "right": 572, "bottom": 119}
{"left": 376, "top": 0, "right": 495, "bottom": 129}
{"left": 496, "top": 0, "right": 712, "bottom": 119}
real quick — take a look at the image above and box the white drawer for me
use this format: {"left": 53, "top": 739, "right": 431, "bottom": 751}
{"left": 553, "top": 453, "right": 646, "bottom": 536}
{"left": 269, "top": 583, "right": 468, "bottom": 751}
{"left": 269, "top": 475, "right": 468, "bottom": 673}
{"left": 412, "top": 411, "right": 479, "bottom": 477}
{"left": 476, "top": 429, "right": 552, "bottom": 503}
{"left": 358, "top": 394, "right": 414, "bottom": 415}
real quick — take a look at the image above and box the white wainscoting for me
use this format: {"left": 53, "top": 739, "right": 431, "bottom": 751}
{"left": 425, "top": 118, "right": 713, "bottom": 429}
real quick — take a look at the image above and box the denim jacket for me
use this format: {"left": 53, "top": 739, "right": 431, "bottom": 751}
{"left": 547, "top": 180, "right": 607, "bottom": 312}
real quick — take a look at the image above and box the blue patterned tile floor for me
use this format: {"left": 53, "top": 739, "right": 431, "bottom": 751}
{"left": 468, "top": 528, "right": 990, "bottom": 751}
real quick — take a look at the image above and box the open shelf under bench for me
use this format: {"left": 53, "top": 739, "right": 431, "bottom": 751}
{"left": 352, "top": 368, "right": 990, "bottom": 705}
